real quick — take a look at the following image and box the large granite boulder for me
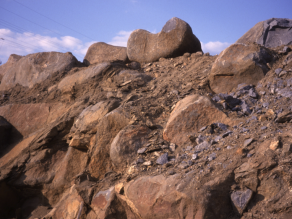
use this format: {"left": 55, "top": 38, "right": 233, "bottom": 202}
{"left": 83, "top": 42, "right": 129, "bottom": 66}
{"left": 127, "top": 17, "right": 202, "bottom": 63}
{"left": 0, "top": 52, "right": 78, "bottom": 91}
{"left": 236, "top": 18, "right": 292, "bottom": 48}
{"left": 209, "top": 43, "right": 275, "bottom": 93}
{"left": 163, "top": 94, "right": 232, "bottom": 146}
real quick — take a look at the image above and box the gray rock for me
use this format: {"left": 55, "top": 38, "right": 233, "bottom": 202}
{"left": 185, "top": 145, "right": 193, "bottom": 151}
{"left": 259, "top": 91, "right": 266, "bottom": 95}
{"left": 279, "top": 71, "right": 287, "bottom": 77}
{"left": 283, "top": 46, "right": 291, "bottom": 53}
{"left": 195, "top": 141, "right": 210, "bottom": 152}
{"left": 214, "top": 136, "right": 222, "bottom": 143}
{"left": 192, "top": 154, "right": 198, "bottom": 160}
{"left": 208, "top": 153, "right": 216, "bottom": 161}
{"left": 261, "top": 126, "right": 267, "bottom": 130}
{"left": 243, "top": 138, "right": 253, "bottom": 148}
{"left": 262, "top": 102, "right": 269, "bottom": 108}
{"left": 178, "top": 162, "right": 189, "bottom": 169}
{"left": 137, "top": 148, "right": 147, "bottom": 154}
{"left": 240, "top": 128, "right": 249, "bottom": 133}
{"left": 241, "top": 101, "right": 252, "bottom": 115}
{"left": 156, "top": 153, "right": 168, "bottom": 165}
{"left": 199, "top": 126, "right": 207, "bottom": 132}
{"left": 277, "top": 87, "right": 292, "bottom": 98}
{"left": 227, "top": 146, "right": 232, "bottom": 149}
{"left": 212, "top": 95, "right": 220, "bottom": 102}
{"left": 247, "top": 153, "right": 253, "bottom": 158}
{"left": 275, "top": 68, "right": 282, "bottom": 75}
{"left": 231, "top": 188, "right": 253, "bottom": 215}
{"left": 169, "top": 143, "right": 176, "bottom": 152}
{"left": 196, "top": 135, "right": 205, "bottom": 144}
{"left": 216, "top": 123, "right": 228, "bottom": 131}
{"left": 222, "top": 131, "right": 232, "bottom": 138}
{"left": 248, "top": 88, "right": 258, "bottom": 98}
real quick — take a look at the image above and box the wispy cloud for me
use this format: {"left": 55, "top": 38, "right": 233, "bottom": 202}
{"left": 0, "top": 28, "right": 96, "bottom": 64}
{"left": 201, "top": 41, "right": 231, "bottom": 55}
{"left": 108, "top": 30, "right": 133, "bottom": 47}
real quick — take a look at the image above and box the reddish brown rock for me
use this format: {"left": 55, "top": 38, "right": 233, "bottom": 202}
{"left": 163, "top": 94, "right": 232, "bottom": 146}
{"left": 88, "top": 108, "right": 130, "bottom": 179}
{"left": 43, "top": 185, "right": 85, "bottom": 219}
{"left": 209, "top": 43, "right": 274, "bottom": 93}
{"left": 110, "top": 125, "right": 151, "bottom": 170}
{"left": 0, "top": 52, "right": 78, "bottom": 91}
{"left": 84, "top": 42, "right": 128, "bottom": 66}
{"left": 58, "top": 62, "right": 111, "bottom": 93}
{"left": 91, "top": 187, "right": 127, "bottom": 218}
{"left": 0, "top": 54, "right": 22, "bottom": 79}
{"left": 127, "top": 17, "right": 202, "bottom": 63}
{"left": 0, "top": 103, "right": 67, "bottom": 138}
{"left": 113, "top": 70, "right": 153, "bottom": 87}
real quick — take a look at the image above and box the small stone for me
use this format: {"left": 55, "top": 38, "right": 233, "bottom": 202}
{"left": 195, "top": 141, "right": 211, "bottom": 152}
{"left": 208, "top": 153, "right": 216, "bottom": 161}
{"left": 143, "top": 161, "right": 152, "bottom": 166}
{"left": 196, "top": 135, "right": 205, "bottom": 144}
{"left": 214, "top": 136, "right": 222, "bottom": 143}
{"left": 241, "top": 102, "right": 251, "bottom": 115}
{"left": 231, "top": 188, "right": 253, "bottom": 215}
{"left": 156, "top": 153, "right": 168, "bottom": 165}
{"left": 243, "top": 138, "right": 253, "bottom": 148}
{"left": 279, "top": 71, "right": 288, "bottom": 77}
{"left": 169, "top": 143, "right": 176, "bottom": 152}
{"left": 185, "top": 145, "right": 193, "bottom": 151}
{"left": 161, "top": 145, "right": 169, "bottom": 149}
{"left": 261, "top": 126, "right": 267, "bottom": 130}
{"left": 262, "top": 102, "right": 269, "bottom": 108}
{"left": 259, "top": 91, "right": 266, "bottom": 95}
{"left": 137, "top": 148, "right": 147, "bottom": 154}
{"left": 192, "top": 154, "right": 198, "bottom": 160}
{"left": 136, "top": 158, "right": 144, "bottom": 164}
{"left": 275, "top": 68, "right": 282, "bottom": 75}
{"left": 216, "top": 148, "right": 221, "bottom": 151}
{"left": 178, "top": 162, "right": 189, "bottom": 169}
{"left": 248, "top": 89, "right": 257, "bottom": 98}
{"left": 200, "top": 126, "right": 207, "bottom": 132}
{"left": 240, "top": 128, "right": 249, "bottom": 133}
{"left": 167, "top": 169, "right": 176, "bottom": 175}
{"left": 247, "top": 153, "right": 253, "bottom": 158}
{"left": 216, "top": 123, "right": 228, "bottom": 131}
{"left": 282, "top": 143, "right": 292, "bottom": 155}
{"left": 222, "top": 131, "right": 232, "bottom": 138}
{"left": 270, "top": 140, "right": 279, "bottom": 151}
{"left": 236, "top": 148, "right": 245, "bottom": 155}
{"left": 227, "top": 146, "right": 232, "bottom": 149}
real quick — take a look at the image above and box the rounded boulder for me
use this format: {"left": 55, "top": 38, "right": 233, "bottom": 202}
{"left": 127, "top": 17, "right": 202, "bottom": 63}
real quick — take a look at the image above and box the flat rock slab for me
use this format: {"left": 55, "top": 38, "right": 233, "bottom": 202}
{"left": 236, "top": 18, "right": 292, "bottom": 48}
{"left": 83, "top": 42, "right": 128, "bottom": 66}
{"left": 0, "top": 52, "right": 78, "bottom": 91}
{"left": 209, "top": 43, "right": 274, "bottom": 93}
{"left": 127, "top": 17, "right": 202, "bottom": 63}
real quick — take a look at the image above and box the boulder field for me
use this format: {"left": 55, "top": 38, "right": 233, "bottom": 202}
{"left": 1, "top": 18, "right": 292, "bottom": 219}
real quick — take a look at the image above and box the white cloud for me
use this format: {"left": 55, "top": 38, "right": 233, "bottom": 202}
{"left": 108, "top": 30, "right": 132, "bottom": 47}
{"left": 0, "top": 28, "right": 97, "bottom": 64}
{"left": 201, "top": 41, "right": 231, "bottom": 55}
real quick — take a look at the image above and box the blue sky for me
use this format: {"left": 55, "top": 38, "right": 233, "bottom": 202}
{"left": 1, "top": 0, "right": 292, "bottom": 64}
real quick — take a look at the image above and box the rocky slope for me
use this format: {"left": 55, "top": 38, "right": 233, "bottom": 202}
{"left": 1, "top": 17, "right": 292, "bottom": 219}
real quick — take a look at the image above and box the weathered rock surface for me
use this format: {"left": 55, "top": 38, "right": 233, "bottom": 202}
{"left": 84, "top": 42, "right": 129, "bottom": 66}
{"left": 209, "top": 43, "right": 274, "bottom": 93}
{"left": 163, "top": 94, "right": 232, "bottom": 146}
{"left": 127, "top": 17, "right": 202, "bottom": 63}
{"left": 0, "top": 52, "right": 78, "bottom": 91}
{"left": 110, "top": 125, "right": 151, "bottom": 170}
{"left": 0, "top": 54, "right": 22, "bottom": 78}
{"left": 58, "top": 62, "right": 111, "bottom": 93}
{"left": 236, "top": 18, "right": 292, "bottom": 48}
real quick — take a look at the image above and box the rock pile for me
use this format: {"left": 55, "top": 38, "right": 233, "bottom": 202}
{"left": 1, "top": 17, "right": 292, "bottom": 219}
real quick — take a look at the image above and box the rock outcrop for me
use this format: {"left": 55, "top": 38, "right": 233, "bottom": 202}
{"left": 1, "top": 17, "right": 292, "bottom": 219}
{"left": 0, "top": 52, "right": 79, "bottom": 91}
{"left": 127, "top": 17, "right": 202, "bottom": 63}
{"left": 236, "top": 18, "right": 292, "bottom": 48}
{"left": 83, "top": 42, "right": 129, "bottom": 66}
{"left": 209, "top": 43, "right": 275, "bottom": 93}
